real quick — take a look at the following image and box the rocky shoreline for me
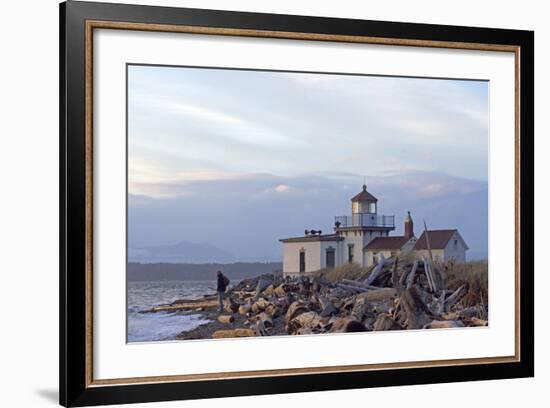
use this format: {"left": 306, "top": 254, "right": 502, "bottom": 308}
{"left": 142, "top": 255, "right": 488, "bottom": 340}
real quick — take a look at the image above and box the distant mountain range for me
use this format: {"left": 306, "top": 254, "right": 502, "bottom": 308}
{"left": 127, "top": 262, "right": 282, "bottom": 281}
{"left": 128, "top": 241, "right": 237, "bottom": 264}
{"left": 128, "top": 171, "right": 488, "bottom": 262}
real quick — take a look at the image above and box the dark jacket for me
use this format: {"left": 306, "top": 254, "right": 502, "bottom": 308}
{"left": 217, "top": 274, "right": 228, "bottom": 292}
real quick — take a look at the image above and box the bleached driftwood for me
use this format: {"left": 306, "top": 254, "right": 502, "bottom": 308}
{"left": 256, "top": 312, "right": 273, "bottom": 328}
{"left": 422, "top": 256, "right": 436, "bottom": 293}
{"left": 406, "top": 260, "right": 419, "bottom": 289}
{"left": 400, "top": 286, "right": 434, "bottom": 330}
{"left": 435, "top": 290, "right": 446, "bottom": 315}
{"left": 255, "top": 320, "right": 269, "bottom": 336}
{"left": 399, "top": 265, "right": 410, "bottom": 287}
{"left": 340, "top": 279, "right": 379, "bottom": 290}
{"left": 365, "top": 253, "right": 387, "bottom": 285}
{"left": 373, "top": 314, "right": 402, "bottom": 331}
{"left": 445, "top": 284, "right": 468, "bottom": 311}
{"left": 423, "top": 320, "right": 465, "bottom": 329}
{"left": 284, "top": 301, "right": 309, "bottom": 326}
{"left": 317, "top": 295, "right": 338, "bottom": 317}
{"left": 355, "top": 288, "right": 397, "bottom": 303}
{"left": 469, "top": 317, "right": 488, "bottom": 327}
{"left": 212, "top": 328, "right": 256, "bottom": 339}
{"left": 238, "top": 302, "right": 251, "bottom": 315}
{"left": 149, "top": 298, "right": 218, "bottom": 312}
{"left": 217, "top": 314, "right": 235, "bottom": 324}
{"left": 335, "top": 283, "right": 369, "bottom": 293}
{"left": 391, "top": 257, "right": 401, "bottom": 294}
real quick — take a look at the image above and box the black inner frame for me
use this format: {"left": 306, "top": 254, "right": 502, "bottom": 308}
{"left": 60, "top": 1, "right": 534, "bottom": 406}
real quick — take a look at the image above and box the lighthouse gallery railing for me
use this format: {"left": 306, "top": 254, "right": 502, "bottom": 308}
{"left": 334, "top": 214, "right": 395, "bottom": 228}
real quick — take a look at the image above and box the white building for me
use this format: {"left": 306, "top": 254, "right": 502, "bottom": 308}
{"left": 279, "top": 185, "right": 468, "bottom": 277}
{"left": 413, "top": 229, "right": 469, "bottom": 263}
{"left": 280, "top": 185, "right": 396, "bottom": 277}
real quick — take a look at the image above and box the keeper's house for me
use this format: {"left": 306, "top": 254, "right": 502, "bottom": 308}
{"left": 413, "top": 229, "right": 469, "bottom": 263}
{"left": 279, "top": 185, "right": 468, "bottom": 277}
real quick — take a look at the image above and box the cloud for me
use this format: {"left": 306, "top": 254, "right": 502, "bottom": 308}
{"left": 126, "top": 66, "right": 489, "bottom": 259}
{"left": 127, "top": 66, "right": 489, "bottom": 184}
{"left": 274, "top": 184, "right": 291, "bottom": 193}
{"left": 127, "top": 170, "right": 488, "bottom": 260}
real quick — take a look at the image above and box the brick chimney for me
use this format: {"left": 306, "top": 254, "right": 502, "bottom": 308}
{"left": 404, "top": 211, "right": 414, "bottom": 239}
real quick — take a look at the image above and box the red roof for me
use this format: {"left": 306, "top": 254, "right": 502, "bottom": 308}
{"left": 351, "top": 185, "right": 378, "bottom": 202}
{"left": 413, "top": 229, "right": 459, "bottom": 250}
{"left": 365, "top": 236, "right": 410, "bottom": 250}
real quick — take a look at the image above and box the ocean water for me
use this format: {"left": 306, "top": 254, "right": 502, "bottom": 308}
{"left": 127, "top": 280, "right": 217, "bottom": 342}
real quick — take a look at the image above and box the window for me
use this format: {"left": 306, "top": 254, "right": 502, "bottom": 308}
{"left": 326, "top": 247, "right": 335, "bottom": 269}
{"left": 299, "top": 250, "right": 306, "bottom": 273}
{"left": 454, "top": 239, "right": 458, "bottom": 249}
{"left": 348, "top": 244, "right": 354, "bottom": 263}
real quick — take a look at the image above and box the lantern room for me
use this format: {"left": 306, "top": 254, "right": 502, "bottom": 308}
{"left": 351, "top": 184, "right": 377, "bottom": 214}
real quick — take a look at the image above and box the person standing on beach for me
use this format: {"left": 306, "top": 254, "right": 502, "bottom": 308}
{"left": 216, "top": 270, "right": 229, "bottom": 313}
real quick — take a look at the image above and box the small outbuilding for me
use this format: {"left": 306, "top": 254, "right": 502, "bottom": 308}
{"left": 413, "top": 229, "right": 469, "bottom": 263}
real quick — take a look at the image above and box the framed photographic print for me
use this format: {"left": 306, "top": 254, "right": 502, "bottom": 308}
{"left": 59, "top": 1, "right": 534, "bottom": 406}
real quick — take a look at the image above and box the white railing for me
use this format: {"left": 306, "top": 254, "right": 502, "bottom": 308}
{"left": 334, "top": 214, "right": 395, "bottom": 228}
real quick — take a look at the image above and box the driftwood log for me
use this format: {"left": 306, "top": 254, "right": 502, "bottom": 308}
{"left": 256, "top": 312, "right": 273, "bottom": 328}
{"left": 212, "top": 328, "right": 256, "bottom": 339}
{"left": 406, "top": 260, "right": 419, "bottom": 289}
{"left": 224, "top": 297, "right": 240, "bottom": 313}
{"left": 373, "top": 314, "right": 403, "bottom": 331}
{"left": 284, "top": 301, "right": 309, "bottom": 326}
{"left": 255, "top": 320, "right": 269, "bottom": 336}
{"left": 355, "top": 288, "right": 397, "bottom": 303}
{"left": 251, "top": 298, "right": 271, "bottom": 313}
{"left": 470, "top": 317, "right": 488, "bottom": 326}
{"left": 287, "top": 311, "right": 323, "bottom": 334}
{"left": 423, "top": 320, "right": 465, "bottom": 329}
{"left": 238, "top": 303, "right": 251, "bottom": 315}
{"left": 391, "top": 257, "right": 401, "bottom": 295}
{"left": 400, "top": 286, "right": 435, "bottom": 329}
{"left": 340, "top": 279, "right": 379, "bottom": 290}
{"left": 445, "top": 284, "right": 468, "bottom": 311}
{"left": 335, "top": 283, "right": 369, "bottom": 293}
{"left": 317, "top": 295, "right": 338, "bottom": 317}
{"left": 217, "top": 314, "right": 235, "bottom": 324}
{"left": 149, "top": 298, "right": 218, "bottom": 312}
{"left": 365, "top": 253, "right": 387, "bottom": 285}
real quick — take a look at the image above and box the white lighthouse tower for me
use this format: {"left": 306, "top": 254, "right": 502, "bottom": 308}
{"left": 334, "top": 184, "right": 395, "bottom": 266}
{"left": 279, "top": 184, "right": 395, "bottom": 277}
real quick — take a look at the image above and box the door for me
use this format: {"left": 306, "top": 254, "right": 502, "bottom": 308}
{"left": 326, "top": 247, "right": 335, "bottom": 268}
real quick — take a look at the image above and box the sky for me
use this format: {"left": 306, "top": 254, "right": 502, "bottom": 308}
{"left": 127, "top": 64, "right": 489, "bottom": 261}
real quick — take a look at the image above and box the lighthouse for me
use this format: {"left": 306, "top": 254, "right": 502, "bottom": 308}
{"left": 334, "top": 184, "right": 396, "bottom": 265}
{"left": 279, "top": 184, "right": 468, "bottom": 276}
